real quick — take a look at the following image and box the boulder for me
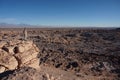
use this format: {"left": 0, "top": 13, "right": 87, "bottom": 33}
{"left": 16, "top": 41, "right": 33, "bottom": 53}
{"left": 0, "top": 49, "right": 18, "bottom": 70}
{"left": 15, "top": 48, "right": 38, "bottom": 65}
{"left": 0, "top": 40, "right": 40, "bottom": 73}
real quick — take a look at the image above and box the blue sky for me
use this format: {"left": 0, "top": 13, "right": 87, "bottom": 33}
{"left": 0, "top": 0, "right": 120, "bottom": 27}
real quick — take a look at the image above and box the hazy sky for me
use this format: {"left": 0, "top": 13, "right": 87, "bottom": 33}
{"left": 0, "top": 0, "right": 120, "bottom": 27}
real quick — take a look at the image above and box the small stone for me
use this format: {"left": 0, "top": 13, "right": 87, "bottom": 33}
{"left": 0, "top": 41, "right": 6, "bottom": 48}
{"left": 2, "top": 46, "right": 15, "bottom": 54}
{"left": 0, "top": 66, "right": 5, "bottom": 73}
{"left": 102, "top": 62, "right": 115, "bottom": 71}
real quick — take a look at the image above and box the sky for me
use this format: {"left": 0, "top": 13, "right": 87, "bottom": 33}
{"left": 0, "top": 0, "right": 120, "bottom": 27}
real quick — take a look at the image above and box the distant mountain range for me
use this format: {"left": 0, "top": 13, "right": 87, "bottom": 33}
{"left": 0, "top": 23, "right": 38, "bottom": 28}
{"left": 0, "top": 23, "right": 59, "bottom": 28}
{"left": 0, "top": 23, "right": 120, "bottom": 29}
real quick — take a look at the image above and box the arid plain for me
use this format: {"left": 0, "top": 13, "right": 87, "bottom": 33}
{"left": 0, "top": 28, "right": 120, "bottom": 80}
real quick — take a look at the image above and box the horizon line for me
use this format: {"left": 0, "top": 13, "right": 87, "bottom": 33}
{"left": 0, "top": 22, "right": 120, "bottom": 28}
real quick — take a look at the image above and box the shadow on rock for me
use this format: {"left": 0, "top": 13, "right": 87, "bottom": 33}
{"left": 0, "top": 70, "right": 14, "bottom": 78}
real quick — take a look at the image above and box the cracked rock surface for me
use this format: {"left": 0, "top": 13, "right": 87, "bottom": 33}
{"left": 0, "top": 40, "right": 39, "bottom": 73}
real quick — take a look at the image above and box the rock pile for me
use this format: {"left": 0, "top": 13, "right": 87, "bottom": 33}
{"left": 0, "top": 40, "right": 39, "bottom": 73}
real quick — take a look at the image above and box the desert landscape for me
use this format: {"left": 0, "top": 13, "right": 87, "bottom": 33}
{"left": 0, "top": 28, "right": 120, "bottom": 80}
{"left": 0, "top": 0, "right": 120, "bottom": 79}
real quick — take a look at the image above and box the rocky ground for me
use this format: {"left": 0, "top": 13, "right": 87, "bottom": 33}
{"left": 0, "top": 28, "right": 120, "bottom": 80}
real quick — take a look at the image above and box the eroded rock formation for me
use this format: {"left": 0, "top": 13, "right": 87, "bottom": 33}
{"left": 0, "top": 40, "right": 39, "bottom": 73}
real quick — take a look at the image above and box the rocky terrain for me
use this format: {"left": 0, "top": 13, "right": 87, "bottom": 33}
{"left": 0, "top": 39, "right": 40, "bottom": 75}
{"left": 0, "top": 28, "right": 120, "bottom": 80}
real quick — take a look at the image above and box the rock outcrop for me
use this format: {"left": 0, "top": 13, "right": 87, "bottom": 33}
{"left": 0, "top": 40, "right": 39, "bottom": 73}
